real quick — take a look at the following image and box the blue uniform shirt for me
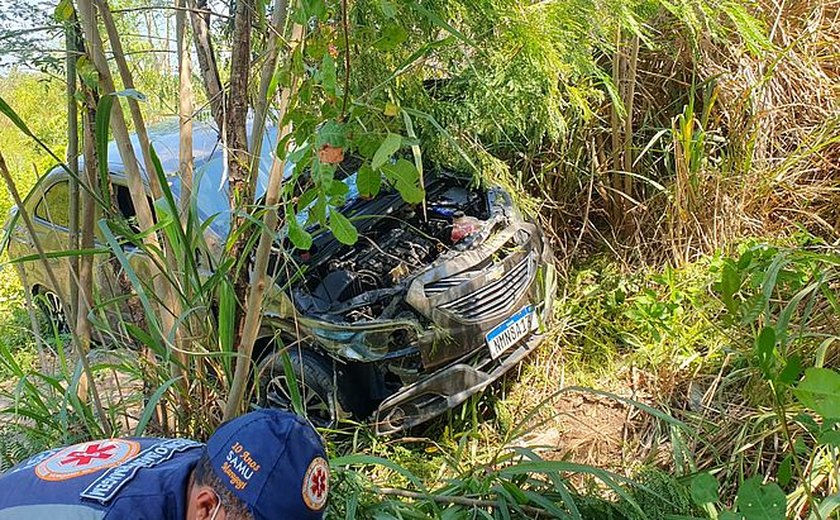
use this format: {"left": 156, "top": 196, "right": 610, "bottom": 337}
{"left": 0, "top": 437, "right": 203, "bottom": 519}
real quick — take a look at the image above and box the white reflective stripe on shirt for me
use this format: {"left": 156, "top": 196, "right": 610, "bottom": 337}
{"left": 0, "top": 504, "right": 105, "bottom": 520}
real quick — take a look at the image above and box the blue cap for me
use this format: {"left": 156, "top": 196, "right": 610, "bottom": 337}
{"left": 207, "top": 409, "right": 329, "bottom": 519}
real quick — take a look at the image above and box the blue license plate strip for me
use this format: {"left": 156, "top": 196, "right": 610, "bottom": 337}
{"left": 485, "top": 305, "right": 535, "bottom": 359}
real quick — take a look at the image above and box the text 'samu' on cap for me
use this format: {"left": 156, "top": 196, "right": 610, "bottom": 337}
{"left": 206, "top": 409, "right": 329, "bottom": 519}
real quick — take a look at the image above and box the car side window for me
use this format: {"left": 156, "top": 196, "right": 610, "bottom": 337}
{"left": 114, "top": 184, "right": 157, "bottom": 235}
{"left": 35, "top": 181, "right": 71, "bottom": 229}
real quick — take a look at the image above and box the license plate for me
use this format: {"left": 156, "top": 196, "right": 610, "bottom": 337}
{"left": 485, "top": 305, "right": 537, "bottom": 359}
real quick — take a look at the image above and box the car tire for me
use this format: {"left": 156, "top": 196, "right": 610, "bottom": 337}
{"left": 35, "top": 287, "right": 70, "bottom": 333}
{"left": 257, "top": 348, "right": 351, "bottom": 429}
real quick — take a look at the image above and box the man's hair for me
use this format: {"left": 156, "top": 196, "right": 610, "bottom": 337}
{"left": 192, "top": 451, "right": 254, "bottom": 520}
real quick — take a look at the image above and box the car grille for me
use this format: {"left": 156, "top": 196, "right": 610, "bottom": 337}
{"left": 438, "top": 255, "right": 532, "bottom": 322}
{"left": 424, "top": 273, "right": 474, "bottom": 296}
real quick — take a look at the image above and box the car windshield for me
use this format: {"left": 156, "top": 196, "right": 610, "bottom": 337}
{"left": 167, "top": 149, "right": 361, "bottom": 238}
{"left": 105, "top": 120, "right": 363, "bottom": 238}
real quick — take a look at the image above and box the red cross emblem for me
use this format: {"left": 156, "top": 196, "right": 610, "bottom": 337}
{"left": 36, "top": 439, "right": 141, "bottom": 482}
{"left": 310, "top": 467, "right": 327, "bottom": 498}
{"left": 302, "top": 457, "right": 329, "bottom": 510}
{"left": 61, "top": 443, "right": 116, "bottom": 467}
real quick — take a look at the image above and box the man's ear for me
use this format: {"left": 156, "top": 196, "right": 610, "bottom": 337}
{"left": 191, "top": 485, "right": 220, "bottom": 520}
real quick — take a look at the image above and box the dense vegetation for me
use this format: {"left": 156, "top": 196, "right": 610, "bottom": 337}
{"left": 0, "top": 0, "right": 837, "bottom": 517}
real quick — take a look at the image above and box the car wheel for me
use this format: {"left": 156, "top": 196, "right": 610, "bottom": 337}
{"left": 36, "top": 288, "right": 70, "bottom": 333}
{"left": 258, "top": 349, "right": 350, "bottom": 429}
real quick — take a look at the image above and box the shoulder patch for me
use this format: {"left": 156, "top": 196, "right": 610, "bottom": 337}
{"left": 301, "top": 457, "right": 329, "bottom": 511}
{"left": 35, "top": 440, "right": 141, "bottom": 482}
{"left": 80, "top": 438, "right": 202, "bottom": 504}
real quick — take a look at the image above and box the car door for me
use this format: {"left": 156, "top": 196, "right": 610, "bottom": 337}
{"left": 10, "top": 178, "right": 75, "bottom": 305}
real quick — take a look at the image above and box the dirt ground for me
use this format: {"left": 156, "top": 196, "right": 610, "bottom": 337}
{"left": 506, "top": 369, "right": 662, "bottom": 476}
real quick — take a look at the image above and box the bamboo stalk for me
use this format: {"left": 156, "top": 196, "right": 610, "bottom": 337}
{"left": 97, "top": 1, "right": 190, "bottom": 407}
{"left": 224, "top": 21, "right": 306, "bottom": 420}
{"left": 186, "top": 0, "right": 224, "bottom": 128}
{"left": 66, "top": 19, "right": 80, "bottom": 330}
{"left": 622, "top": 34, "right": 639, "bottom": 198}
{"left": 609, "top": 27, "right": 623, "bottom": 222}
{"left": 250, "top": 0, "right": 288, "bottom": 173}
{"left": 77, "top": 0, "right": 184, "bottom": 429}
{"left": 94, "top": 0, "right": 163, "bottom": 200}
{"left": 176, "top": 0, "right": 194, "bottom": 224}
{"left": 0, "top": 151, "right": 111, "bottom": 437}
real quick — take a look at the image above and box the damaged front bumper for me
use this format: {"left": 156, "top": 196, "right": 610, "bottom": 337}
{"left": 372, "top": 331, "right": 545, "bottom": 435}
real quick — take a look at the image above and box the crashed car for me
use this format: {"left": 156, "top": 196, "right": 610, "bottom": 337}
{"left": 5, "top": 122, "right": 556, "bottom": 434}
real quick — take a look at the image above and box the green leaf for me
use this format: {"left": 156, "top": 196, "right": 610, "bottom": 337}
{"left": 741, "top": 253, "right": 786, "bottom": 326}
{"left": 378, "top": 0, "right": 397, "bottom": 17}
{"left": 777, "top": 455, "right": 793, "bottom": 487}
{"left": 754, "top": 326, "right": 776, "bottom": 380}
{"left": 371, "top": 133, "right": 402, "bottom": 170}
{"left": 114, "top": 88, "right": 147, "bottom": 102}
{"left": 690, "top": 472, "right": 719, "bottom": 505}
{"left": 408, "top": 1, "right": 475, "bottom": 46}
{"left": 299, "top": 0, "right": 326, "bottom": 20}
{"left": 721, "top": 261, "right": 741, "bottom": 314}
{"left": 280, "top": 351, "right": 304, "bottom": 416}
{"left": 288, "top": 216, "right": 313, "bottom": 250}
{"left": 95, "top": 95, "right": 114, "bottom": 210}
{"left": 382, "top": 159, "right": 424, "bottom": 204}
{"left": 329, "top": 211, "right": 358, "bottom": 245}
{"left": 76, "top": 56, "right": 99, "bottom": 90}
{"left": 317, "top": 120, "right": 345, "bottom": 148}
{"left": 809, "top": 493, "right": 840, "bottom": 520}
{"left": 54, "top": 0, "right": 74, "bottom": 22}
{"left": 0, "top": 94, "right": 35, "bottom": 137}
{"left": 356, "top": 163, "right": 381, "bottom": 198}
{"left": 297, "top": 187, "right": 319, "bottom": 213}
{"left": 794, "top": 368, "right": 840, "bottom": 419}
{"left": 311, "top": 198, "right": 327, "bottom": 225}
{"left": 134, "top": 378, "right": 180, "bottom": 436}
{"left": 321, "top": 54, "right": 337, "bottom": 96}
{"left": 778, "top": 355, "right": 802, "bottom": 386}
{"left": 288, "top": 142, "right": 311, "bottom": 164}
{"left": 720, "top": 512, "right": 744, "bottom": 520}
{"left": 818, "top": 430, "right": 840, "bottom": 448}
{"left": 356, "top": 134, "right": 380, "bottom": 159}
{"left": 735, "top": 477, "right": 786, "bottom": 520}
{"left": 375, "top": 25, "right": 408, "bottom": 50}
{"left": 327, "top": 179, "right": 349, "bottom": 196}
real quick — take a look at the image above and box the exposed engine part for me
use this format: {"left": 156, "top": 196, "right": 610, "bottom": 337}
{"left": 292, "top": 176, "right": 494, "bottom": 323}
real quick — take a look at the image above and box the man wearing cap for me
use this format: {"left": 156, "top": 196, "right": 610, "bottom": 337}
{"left": 0, "top": 409, "right": 329, "bottom": 519}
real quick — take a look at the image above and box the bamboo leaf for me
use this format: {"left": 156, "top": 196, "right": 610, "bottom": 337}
{"left": 54, "top": 0, "right": 75, "bottom": 23}
{"left": 408, "top": 1, "right": 474, "bottom": 46}
{"left": 371, "top": 133, "right": 402, "bottom": 170}
{"left": 0, "top": 94, "right": 35, "bottom": 138}
{"left": 134, "top": 378, "right": 180, "bottom": 436}
{"left": 95, "top": 95, "right": 114, "bottom": 209}
{"left": 280, "top": 351, "right": 304, "bottom": 416}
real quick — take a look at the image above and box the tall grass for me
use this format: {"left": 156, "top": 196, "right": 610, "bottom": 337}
{"left": 0, "top": 0, "right": 837, "bottom": 517}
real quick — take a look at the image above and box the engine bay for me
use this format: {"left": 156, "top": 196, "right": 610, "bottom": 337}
{"left": 291, "top": 178, "right": 492, "bottom": 322}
